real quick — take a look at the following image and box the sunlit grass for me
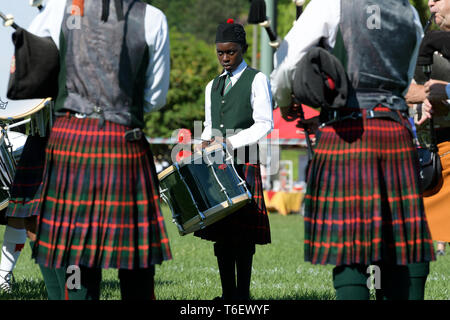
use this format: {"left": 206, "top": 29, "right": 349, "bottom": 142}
{"left": 0, "top": 205, "right": 448, "bottom": 300}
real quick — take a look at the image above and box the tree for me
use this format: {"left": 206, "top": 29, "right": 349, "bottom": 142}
{"left": 144, "top": 29, "right": 219, "bottom": 142}
{"left": 151, "top": 0, "right": 249, "bottom": 43}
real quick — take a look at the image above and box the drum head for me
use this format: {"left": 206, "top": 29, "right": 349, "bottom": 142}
{"left": 7, "top": 131, "right": 28, "bottom": 161}
{"left": 0, "top": 97, "right": 51, "bottom": 120}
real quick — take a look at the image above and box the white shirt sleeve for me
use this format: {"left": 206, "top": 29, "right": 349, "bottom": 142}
{"left": 404, "top": 5, "right": 424, "bottom": 96}
{"left": 270, "top": 0, "right": 341, "bottom": 108}
{"left": 143, "top": 5, "right": 170, "bottom": 113}
{"left": 227, "top": 72, "right": 274, "bottom": 149}
{"left": 26, "top": 0, "right": 65, "bottom": 47}
{"left": 201, "top": 80, "right": 214, "bottom": 141}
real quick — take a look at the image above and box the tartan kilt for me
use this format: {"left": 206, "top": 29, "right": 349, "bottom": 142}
{"left": 194, "top": 163, "right": 271, "bottom": 245}
{"left": 304, "top": 108, "right": 435, "bottom": 266}
{"left": 6, "top": 135, "right": 47, "bottom": 218}
{"left": 32, "top": 116, "right": 172, "bottom": 270}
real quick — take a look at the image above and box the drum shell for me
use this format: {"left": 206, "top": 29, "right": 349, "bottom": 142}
{"left": 159, "top": 145, "right": 251, "bottom": 235}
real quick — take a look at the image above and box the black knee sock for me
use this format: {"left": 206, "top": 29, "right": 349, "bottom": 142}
{"left": 236, "top": 244, "right": 255, "bottom": 301}
{"left": 333, "top": 265, "right": 370, "bottom": 300}
{"left": 375, "top": 264, "right": 409, "bottom": 300}
{"left": 118, "top": 266, "right": 155, "bottom": 300}
{"left": 375, "top": 262, "right": 429, "bottom": 300}
{"left": 66, "top": 267, "right": 102, "bottom": 300}
{"left": 214, "top": 242, "right": 236, "bottom": 299}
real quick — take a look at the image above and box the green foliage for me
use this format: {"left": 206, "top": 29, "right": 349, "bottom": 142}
{"left": 144, "top": 30, "right": 219, "bottom": 141}
{"left": 151, "top": 0, "right": 249, "bottom": 43}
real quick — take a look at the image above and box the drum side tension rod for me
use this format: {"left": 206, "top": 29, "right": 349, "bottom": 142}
{"left": 0, "top": 11, "right": 19, "bottom": 30}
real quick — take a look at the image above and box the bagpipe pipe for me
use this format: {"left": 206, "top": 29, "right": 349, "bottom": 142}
{"left": 248, "top": 0, "right": 315, "bottom": 159}
{"left": 0, "top": 0, "right": 44, "bottom": 28}
{"left": 248, "top": 0, "right": 305, "bottom": 49}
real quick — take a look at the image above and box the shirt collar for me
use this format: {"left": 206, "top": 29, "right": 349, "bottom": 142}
{"left": 220, "top": 60, "right": 248, "bottom": 79}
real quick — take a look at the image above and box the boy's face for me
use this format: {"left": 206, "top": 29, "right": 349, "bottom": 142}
{"left": 429, "top": 0, "right": 450, "bottom": 31}
{"left": 216, "top": 42, "right": 244, "bottom": 73}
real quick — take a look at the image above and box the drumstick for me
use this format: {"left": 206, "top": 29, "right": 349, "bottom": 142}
{"left": 0, "top": 11, "right": 19, "bottom": 29}
{"left": 4, "top": 118, "right": 31, "bottom": 130}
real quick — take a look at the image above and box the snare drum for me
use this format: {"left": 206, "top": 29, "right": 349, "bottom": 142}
{"left": 0, "top": 130, "right": 27, "bottom": 210}
{"left": 0, "top": 97, "right": 52, "bottom": 137}
{"left": 158, "top": 143, "right": 252, "bottom": 236}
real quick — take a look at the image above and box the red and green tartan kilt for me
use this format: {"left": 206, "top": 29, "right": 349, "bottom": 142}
{"left": 304, "top": 108, "right": 435, "bottom": 266}
{"left": 194, "top": 163, "right": 271, "bottom": 245}
{"left": 32, "top": 116, "right": 172, "bottom": 270}
{"left": 6, "top": 135, "right": 47, "bottom": 218}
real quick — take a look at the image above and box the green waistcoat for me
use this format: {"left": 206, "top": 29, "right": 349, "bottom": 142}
{"left": 211, "top": 67, "right": 258, "bottom": 137}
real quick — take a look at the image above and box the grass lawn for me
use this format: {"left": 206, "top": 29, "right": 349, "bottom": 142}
{"left": 0, "top": 204, "right": 449, "bottom": 300}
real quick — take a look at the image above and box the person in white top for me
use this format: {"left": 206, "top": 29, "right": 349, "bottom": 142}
{"left": 26, "top": 0, "right": 172, "bottom": 300}
{"left": 271, "top": 0, "right": 435, "bottom": 300}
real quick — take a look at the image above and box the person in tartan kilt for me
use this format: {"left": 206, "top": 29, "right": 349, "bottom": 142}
{"left": 271, "top": 0, "right": 435, "bottom": 300}
{"left": 28, "top": 0, "right": 172, "bottom": 300}
{"left": 405, "top": 0, "right": 450, "bottom": 259}
{"left": 0, "top": 3, "right": 51, "bottom": 294}
{"left": 194, "top": 19, "right": 273, "bottom": 300}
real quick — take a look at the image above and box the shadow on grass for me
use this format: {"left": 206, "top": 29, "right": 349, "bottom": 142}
{"left": 0, "top": 279, "right": 47, "bottom": 300}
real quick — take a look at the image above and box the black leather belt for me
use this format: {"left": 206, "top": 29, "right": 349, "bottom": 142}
{"left": 54, "top": 110, "right": 143, "bottom": 142}
{"left": 321, "top": 108, "right": 409, "bottom": 127}
{"left": 124, "top": 128, "right": 143, "bottom": 142}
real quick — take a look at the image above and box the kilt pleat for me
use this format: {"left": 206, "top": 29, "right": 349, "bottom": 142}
{"left": 304, "top": 109, "right": 435, "bottom": 266}
{"left": 194, "top": 163, "right": 271, "bottom": 245}
{"left": 6, "top": 136, "right": 47, "bottom": 218}
{"left": 33, "top": 116, "right": 172, "bottom": 269}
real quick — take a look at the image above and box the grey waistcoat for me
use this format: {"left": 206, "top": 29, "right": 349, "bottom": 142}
{"left": 339, "top": 0, "right": 417, "bottom": 111}
{"left": 56, "top": 0, "right": 149, "bottom": 128}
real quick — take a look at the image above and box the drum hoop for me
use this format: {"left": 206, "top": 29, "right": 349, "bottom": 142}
{"left": 158, "top": 165, "right": 176, "bottom": 181}
{"left": 0, "top": 97, "right": 51, "bottom": 120}
{"left": 0, "top": 198, "right": 8, "bottom": 211}
{"left": 178, "top": 194, "right": 250, "bottom": 235}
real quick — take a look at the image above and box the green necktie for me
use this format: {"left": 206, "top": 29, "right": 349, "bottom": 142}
{"left": 223, "top": 73, "right": 232, "bottom": 96}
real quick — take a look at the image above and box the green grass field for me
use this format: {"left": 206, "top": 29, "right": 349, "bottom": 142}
{"left": 0, "top": 205, "right": 449, "bottom": 300}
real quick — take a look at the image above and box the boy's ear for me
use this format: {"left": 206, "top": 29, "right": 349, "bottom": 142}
{"left": 242, "top": 44, "right": 249, "bottom": 54}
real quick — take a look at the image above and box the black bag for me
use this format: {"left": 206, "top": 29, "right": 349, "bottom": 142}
{"left": 293, "top": 47, "right": 350, "bottom": 110}
{"left": 7, "top": 27, "right": 59, "bottom": 100}
{"left": 418, "top": 117, "right": 443, "bottom": 197}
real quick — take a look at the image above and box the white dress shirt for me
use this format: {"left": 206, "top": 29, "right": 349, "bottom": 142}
{"left": 270, "top": 0, "right": 423, "bottom": 108}
{"left": 201, "top": 60, "right": 274, "bottom": 150}
{"left": 27, "top": 0, "right": 170, "bottom": 112}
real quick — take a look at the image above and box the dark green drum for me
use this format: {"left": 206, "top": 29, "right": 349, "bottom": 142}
{"left": 158, "top": 143, "right": 252, "bottom": 235}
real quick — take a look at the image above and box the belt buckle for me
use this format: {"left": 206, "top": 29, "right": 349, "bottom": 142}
{"left": 74, "top": 113, "right": 87, "bottom": 119}
{"left": 124, "top": 128, "right": 142, "bottom": 142}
